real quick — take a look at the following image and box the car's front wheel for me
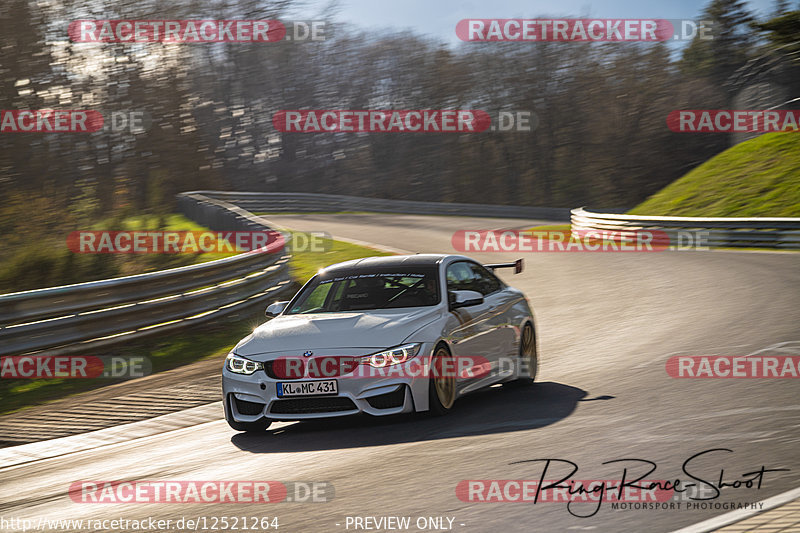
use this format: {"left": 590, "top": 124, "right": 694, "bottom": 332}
{"left": 428, "top": 346, "right": 456, "bottom": 416}
{"left": 224, "top": 395, "right": 272, "bottom": 432}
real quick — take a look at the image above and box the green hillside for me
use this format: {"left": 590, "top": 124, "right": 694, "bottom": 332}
{"left": 630, "top": 132, "right": 800, "bottom": 217}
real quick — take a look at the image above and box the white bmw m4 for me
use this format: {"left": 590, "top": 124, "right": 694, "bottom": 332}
{"left": 222, "top": 254, "right": 537, "bottom": 432}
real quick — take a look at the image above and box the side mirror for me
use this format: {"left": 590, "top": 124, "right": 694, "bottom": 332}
{"left": 265, "top": 301, "right": 289, "bottom": 318}
{"left": 449, "top": 290, "right": 484, "bottom": 310}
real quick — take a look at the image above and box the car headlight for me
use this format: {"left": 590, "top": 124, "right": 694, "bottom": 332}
{"left": 226, "top": 352, "right": 264, "bottom": 375}
{"left": 361, "top": 343, "right": 422, "bottom": 368}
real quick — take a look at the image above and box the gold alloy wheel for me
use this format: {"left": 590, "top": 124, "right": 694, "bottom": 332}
{"left": 521, "top": 324, "right": 536, "bottom": 380}
{"left": 433, "top": 348, "right": 456, "bottom": 409}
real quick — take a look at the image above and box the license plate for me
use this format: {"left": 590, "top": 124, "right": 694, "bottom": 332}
{"left": 277, "top": 380, "right": 338, "bottom": 397}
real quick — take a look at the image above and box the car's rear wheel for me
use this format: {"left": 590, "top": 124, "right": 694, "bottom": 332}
{"left": 506, "top": 323, "right": 537, "bottom": 386}
{"left": 224, "top": 395, "right": 272, "bottom": 432}
{"left": 428, "top": 346, "right": 455, "bottom": 415}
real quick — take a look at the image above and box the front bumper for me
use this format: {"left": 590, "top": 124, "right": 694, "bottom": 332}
{"left": 222, "top": 345, "right": 432, "bottom": 422}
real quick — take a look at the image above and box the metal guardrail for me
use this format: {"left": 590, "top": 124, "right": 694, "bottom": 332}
{"left": 180, "top": 191, "right": 574, "bottom": 222}
{"left": 571, "top": 208, "right": 800, "bottom": 249}
{"left": 0, "top": 195, "right": 292, "bottom": 357}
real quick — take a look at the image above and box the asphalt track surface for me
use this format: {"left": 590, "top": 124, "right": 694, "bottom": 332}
{"left": 1, "top": 213, "right": 799, "bottom": 533}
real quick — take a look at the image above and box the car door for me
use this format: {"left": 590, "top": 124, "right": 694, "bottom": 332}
{"left": 444, "top": 260, "right": 504, "bottom": 393}
{"left": 464, "top": 261, "right": 519, "bottom": 378}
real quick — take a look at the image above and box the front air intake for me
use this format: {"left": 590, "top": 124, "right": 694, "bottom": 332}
{"left": 365, "top": 386, "right": 406, "bottom": 409}
{"left": 234, "top": 396, "right": 266, "bottom": 416}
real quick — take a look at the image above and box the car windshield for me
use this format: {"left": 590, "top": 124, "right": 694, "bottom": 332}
{"left": 286, "top": 268, "right": 440, "bottom": 314}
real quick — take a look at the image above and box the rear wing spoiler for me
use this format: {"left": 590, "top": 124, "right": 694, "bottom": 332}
{"left": 484, "top": 259, "right": 524, "bottom": 274}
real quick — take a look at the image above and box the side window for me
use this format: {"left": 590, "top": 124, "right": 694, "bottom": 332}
{"left": 467, "top": 262, "right": 502, "bottom": 296}
{"left": 327, "top": 280, "right": 349, "bottom": 311}
{"left": 446, "top": 261, "right": 476, "bottom": 293}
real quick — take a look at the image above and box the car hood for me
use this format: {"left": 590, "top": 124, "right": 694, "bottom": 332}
{"left": 235, "top": 307, "right": 443, "bottom": 357}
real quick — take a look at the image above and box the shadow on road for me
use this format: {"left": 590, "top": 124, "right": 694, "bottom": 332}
{"left": 231, "top": 381, "right": 591, "bottom": 453}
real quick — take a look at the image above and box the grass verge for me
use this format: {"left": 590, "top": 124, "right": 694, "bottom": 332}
{"left": 286, "top": 231, "right": 393, "bottom": 283}
{"left": 630, "top": 132, "right": 800, "bottom": 217}
{"left": 0, "top": 213, "right": 231, "bottom": 295}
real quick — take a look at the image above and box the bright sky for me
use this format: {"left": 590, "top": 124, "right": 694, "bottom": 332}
{"left": 301, "top": 0, "right": 782, "bottom": 45}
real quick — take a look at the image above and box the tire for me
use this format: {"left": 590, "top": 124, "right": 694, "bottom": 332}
{"left": 506, "top": 323, "right": 537, "bottom": 386}
{"left": 428, "top": 345, "right": 456, "bottom": 416}
{"left": 224, "top": 395, "right": 272, "bottom": 432}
